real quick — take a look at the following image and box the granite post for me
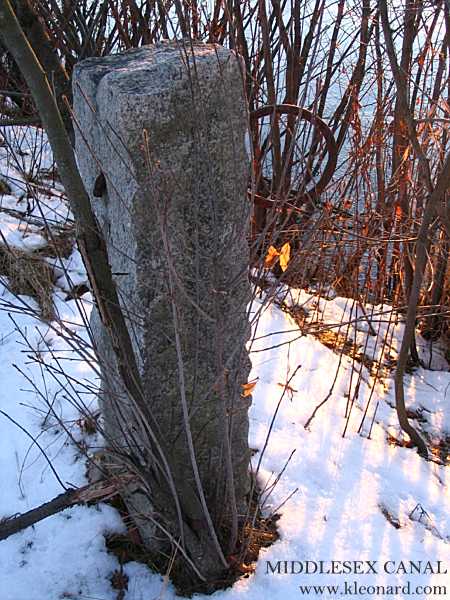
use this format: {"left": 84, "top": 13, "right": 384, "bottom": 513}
{"left": 73, "top": 42, "right": 251, "bottom": 587}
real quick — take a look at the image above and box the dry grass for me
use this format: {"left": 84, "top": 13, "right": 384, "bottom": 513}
{"left": 37, "top": 224, "right": 74, "bottom": 259}
{"left": 0, "top": 178, "right": 11, "bottom": 195}
{"left": 276, "top": 297, "right": 381, "bottom": 375}
{"left": 0, "top": 243, "right": 54, "bottom": 319}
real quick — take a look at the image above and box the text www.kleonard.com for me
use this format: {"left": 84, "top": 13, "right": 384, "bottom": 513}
{"left": 296, "top": 581, "right": 447, "bottom": 596}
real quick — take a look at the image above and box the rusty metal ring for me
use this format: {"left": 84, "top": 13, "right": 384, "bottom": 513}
{"left": 249, "top": 104, "right": 337, "bottom": 208}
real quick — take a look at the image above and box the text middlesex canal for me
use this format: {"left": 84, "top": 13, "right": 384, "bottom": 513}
{"left": 265, "top": 560, "right": 448, "bottom": 575}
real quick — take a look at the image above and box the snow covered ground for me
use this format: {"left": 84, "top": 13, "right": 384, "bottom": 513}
{"left": 1, "top": 127, "right": 450, "bottom": 599}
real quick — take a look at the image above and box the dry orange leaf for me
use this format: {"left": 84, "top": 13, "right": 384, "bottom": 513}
{"left": 401, "top": 146, "right": 411, "bottom": 162}
{"left": 264, "top": 245, "right": 280, "bottom": 268}
{"left": 241, "top": 379, "right": 258, "bottom": 397}
{"left": 277, "top": 382, "right": 298, "bottom": 394}
{"left": 279, "top": 242, "right": 291, "bottom": 272}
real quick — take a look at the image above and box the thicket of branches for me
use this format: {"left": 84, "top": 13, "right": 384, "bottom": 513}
{"left": 1, "top": 1, "right": 448, "bottom": 305}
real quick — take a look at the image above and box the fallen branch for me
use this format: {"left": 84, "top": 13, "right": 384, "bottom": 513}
{"left": 0, "top": 476, "right": 135, "bottom": 542}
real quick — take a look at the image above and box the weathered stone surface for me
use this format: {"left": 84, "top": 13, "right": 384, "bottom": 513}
{"left": 73, "top": 42, "right": 251, "bottom": 580}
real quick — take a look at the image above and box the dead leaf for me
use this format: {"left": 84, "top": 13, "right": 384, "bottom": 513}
{"left": 277, "top": 382, "right": 298, "bottom": 394}
{"left": 279, "top": 242, "right": 291, "bottom": 272}
{"left": 241, "top": 379, "right": 258, "bottom": 397}
{"left": 343, "top": 198, "right": 353, "bottom": 209}
{"left": 264, "top": 245, "right": 280, "bottom": 268}
{"left": 401, "top": 146, "right": 411, "bottom": 162}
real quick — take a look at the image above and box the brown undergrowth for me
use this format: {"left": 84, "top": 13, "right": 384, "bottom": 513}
{"left": 0, "top": 222, "right": 74, "bottom": 319}
{"left": 104, "top": 481, "right": 279, "bottom": 597}
{"left": 0, "top": 243, "right": 54, "bottom": 319}
{"left": 273, "top": 294, "right": 383, "bottom": 376}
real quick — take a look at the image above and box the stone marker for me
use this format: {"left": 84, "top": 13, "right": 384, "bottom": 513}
{"left": 73, "top": 42, "right": 251, "bottom": 583}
